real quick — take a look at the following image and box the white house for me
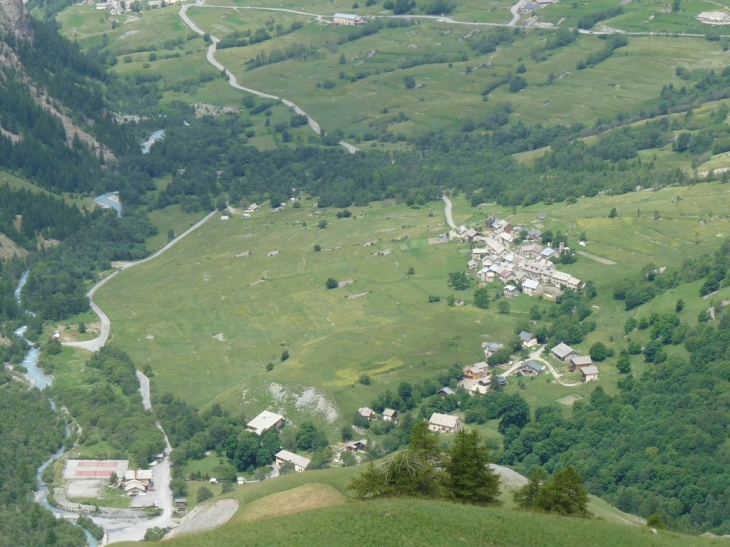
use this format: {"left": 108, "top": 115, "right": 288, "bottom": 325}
{"left": 124, "top": 479, "right": 147, "bottom": 496}
{"left": 504, "top": 284, "right": 519, "bottom": 298}
{"left": 383, "top": 408, "right": 398, "bottom": 422}
{"left": 518, "top": 331, "right": 538, "bottom": 348}
{"left": 428, "top": 413, "right": 463, "bottom": 433}
{"left": 521, "top": 278, "right": 543, "bottom": 296}
{"left": 246, "top": 411, "right": 285, "bottom": 435}
{"left": 275, "top": 450, "right": 311, "bottom": 472}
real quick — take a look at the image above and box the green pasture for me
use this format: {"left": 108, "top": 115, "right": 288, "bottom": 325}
{"left": 536, "top": 0, "right": 723, "bottom": 33}
{"left": 202, "top": 0, "right": 518, "bottom": 24}
{"left": 94, "top": 199, "right": 530, "bottom": 426}
{"left": 91, "top": 181, "right": 730, "bottom": 438}
{"left": 115, "top": 467, "right": 709, "bottom": 547}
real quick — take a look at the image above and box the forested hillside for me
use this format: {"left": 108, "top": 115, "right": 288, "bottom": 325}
{"left": 0, "top": 382, "right": 87, "bottom": 547}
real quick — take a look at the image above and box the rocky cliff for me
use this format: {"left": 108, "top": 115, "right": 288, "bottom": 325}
{"left": 0, "top": 0, "right": 33, "bottom": 40}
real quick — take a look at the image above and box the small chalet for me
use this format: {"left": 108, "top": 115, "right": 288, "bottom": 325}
{"left": 428, "top": 413, "right": 463, "bottom": 433}
{"left": 551, "top": 342, "right": 578, "bottom": 362}
{"left": 518, "top": 331, "right": 538, "bottom": 348}
{"left": 174, "top": 498, "right": 187, "bottom": 508}
{"left": 345, "top": 439, "right": 368, "bottom": 453}
{"left": 246, "top": 411, "right": 285, "bottom": 436}
{"left": 521, "top": 361, "right": 546, "bottom": 377}
{"left": 463, "top": 361, "right": 489, "bottom": 381}
{"left": 358, "top": 407, "right": 376, "bottom": 421}
{"left": 581, "top": 365, "right": 599, "bottom": 383}
{"left": 437, "top": 386, "right": 455, "bottom": 397}
{"left": 383, "top": 408, "right": 398, "bottom": 422}
{"left": 464, "top": 228, "right": 479, "bottom": 242}
{"left": 569, "top": 355, "right": 593, "bottom": 372}
{"left": 504, "top": 285, "right": 519, "bottom": 298}
{"left": 275, "top": 450, "right": 311, "bottom": 472}
{"left": 497, "top": 375, "right": 508, "bottom": 387}
{"left": 521, "top": 279, "right": 543, "bottom": 296}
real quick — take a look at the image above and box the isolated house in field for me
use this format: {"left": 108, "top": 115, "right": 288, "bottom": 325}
{"left": 483, "top": 342, "right": 503, "bottom": 357}
{"left": 521, "top": 279, "right": 543, "bottom": 297}
{"left": 551, "top": 342, "right": 578, "bottom": 362}
{"left": 174, "top": 498, "right": 187, "bottom": 508}
{"left": 463, "top": 361, "right": 489, "bottom": 381}
{"left": 437, "top": 386, "right": 455, "bottom": 397}
{"left": 275, "top": 450, "right": 311, "bottom": 472}
{"left": 497, "top": 375, "right": 508, "bottom": 387}
{"left": 504, "top": 284, "right": 519, "bottom": 298}
{"left": 518, "top": 331, "right": 538, "bottom": 348}
{"left": 383, "top": 409, "right": 398, "bottom": 422}
{"left": 569, "top": 355, "right": 593, "bottom": 372}
{"left": 521, "top": 361, "right": 545, "bottom": 377}
{"left": 334, "top": 12, "right": 364, "bottom": 25}
{"left": 246, "top": 411, "right": 285, "bottom": 436}
{"left": 345, "top": 439, "right": 368, "bottom": 453}
{"left": 581, "top": 365, "right": 599, "bottom": 383}
{"left": 358, "top": 407, "right": 376, "bottom": 421}
{"left": 125, "top": 480, "right": 147, "bottom": 496}
{"left": 428, "top": 413, "right": 463, "bottom": 433}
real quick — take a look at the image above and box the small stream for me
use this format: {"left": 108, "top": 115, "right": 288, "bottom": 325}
{"left": 93, "top": 192, "right": 122, "bottom": 217}
{"left": 14, "top": 271, "right": 98, "bottom": 547}
{"left": 141, "top": 129, "right": 165, "bottom": 154}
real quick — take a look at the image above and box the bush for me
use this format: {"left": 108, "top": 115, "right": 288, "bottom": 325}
{"left": 326, "top": 278, "right": 338, "bottom": 289}
{"left": 196, "top": 486, "right": 214, "bottom": 503}
{"left": 403, "top": 76, "right": 416, "bottom": 89}
{"left": 509, "top": 76, "right": 527, "bottom": 93}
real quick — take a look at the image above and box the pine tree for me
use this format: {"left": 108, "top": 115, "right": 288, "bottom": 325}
{"left": 444, "top": 429, "right": 500, "bottom": 504}
{"left": 535, "top": 466, "right": 589, "bottom": 516}
{"left": 513, "top": 467, "right": 548, "bottom": 509}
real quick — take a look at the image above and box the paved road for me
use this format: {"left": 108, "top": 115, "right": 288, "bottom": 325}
{"left": 527, "top": 347, "right": 580, "bottom": 386}
{"left": 442, "top": 195, "right": 457, "bottom": 230}
{"left": 508, "top": 0, "right": 522, "bottom": 26}
{"left": 179, "top": 2, "right": 359, "bottom": 154}
{"left": 63, "top": 210, "right": 216, "bottom": 352}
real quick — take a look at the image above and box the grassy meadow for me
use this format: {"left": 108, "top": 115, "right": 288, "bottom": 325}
{"left": 112, "top": 464, "right": 712, "bottom": 547}
{"left": 54, "top": 1, "right": 730, "bottom": 141}
{"left": 89, "top": 181, "right": 730, "bottom": 434}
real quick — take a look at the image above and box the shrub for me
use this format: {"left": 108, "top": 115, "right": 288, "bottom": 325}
{"left": 326, "top": 278, "right": 338, "bottom": 289}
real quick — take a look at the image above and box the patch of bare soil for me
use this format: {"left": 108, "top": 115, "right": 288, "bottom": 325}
{"left": 213, "top": 333, "right": 225, "bottom": 341}
{"left": 338, "top": 279, "right": 354, "bottom": 288}
{"left": 166, "top": 499, "right": 239, "bottom": 539}
{"left": 0, "top": 233, "right": 27, "bottom": 260}
{"left": 347, "top": 292, "right": 368, "bottom": 299}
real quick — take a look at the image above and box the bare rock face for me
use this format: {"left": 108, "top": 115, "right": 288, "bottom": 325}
{"left": 0, "top": 0, "right": 33, "bottom": 40}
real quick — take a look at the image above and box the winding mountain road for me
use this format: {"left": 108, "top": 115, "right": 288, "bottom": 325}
{"left": 63, "top": 210, "right": 216, "bottom": 352}
{"left": 180, "top": 1, "right": 359, "bottom": 154}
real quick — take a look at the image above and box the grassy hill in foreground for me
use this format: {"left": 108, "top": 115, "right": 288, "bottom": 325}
{"left": 118, "top": 466, "right": 711, "bottom": 547}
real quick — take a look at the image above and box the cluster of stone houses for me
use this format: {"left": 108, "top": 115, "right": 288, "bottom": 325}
{"left": 463, "top": 217, "right": 582, "bottom": 296}
{"left": 551, "top": 342, "right": 599, "bottom": 382}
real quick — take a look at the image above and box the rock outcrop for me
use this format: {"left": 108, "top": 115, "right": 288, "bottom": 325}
{"left": 0, "top": 0, "right": 33, "bottom": 40}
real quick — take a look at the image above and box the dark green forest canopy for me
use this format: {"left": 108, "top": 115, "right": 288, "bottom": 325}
{"left": 0, "top": 382, "right": 87, "bottom": 547}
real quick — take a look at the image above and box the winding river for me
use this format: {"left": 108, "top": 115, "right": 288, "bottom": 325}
{"left": 14, "top": 272, "right": 99, "bottom": 547}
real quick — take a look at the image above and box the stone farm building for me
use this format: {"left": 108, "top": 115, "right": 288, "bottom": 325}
{"left": 334, "top": 13, "right": 365, "bottom": 25}
{"left": 246, "top": 411, "right": 284, "bottom": 435}
{"left": 569, "top": 355, "right": 593, "bottom": 372}
{"left": 428, "top": 413, "right": 463, "bottom": 433}
{"left": 551, "top": 342, "right": 578, "bottom": 362}
{"left": 581, "top": 365, "right": 599, "bottom": 382}
{"left": 358, "top": 407, "right": 376, "bottom": 421}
